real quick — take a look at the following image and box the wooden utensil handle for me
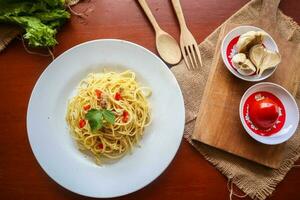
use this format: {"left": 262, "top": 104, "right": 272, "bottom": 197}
{"left": 171, "top": 0, "right": 187, "bottom": 30}
{"left": 138, "top": 0, "right": 161, "bottom": 32}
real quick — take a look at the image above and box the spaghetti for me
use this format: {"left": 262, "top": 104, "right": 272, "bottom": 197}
{"left": 66, "top": 70, "right": 151, "bottom": 164}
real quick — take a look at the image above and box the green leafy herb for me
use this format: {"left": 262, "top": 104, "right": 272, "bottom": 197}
{"left": 85, "top": 109, "right": 115, "bottom": 132}
{"left": 85, "top": 109, "right": 103, "bottom": 131}
{"left": 0, "top": 0, "right": 70, "bottom": 47}
{"left": 102, "top": 109, "right": 116, "bottom": 124}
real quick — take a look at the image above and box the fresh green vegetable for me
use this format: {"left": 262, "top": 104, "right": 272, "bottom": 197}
{"left": 85, "top": 109, "right": 116, "bottom": 132}
{"left": 0, "top": 0, "right": 70, "bottom": 47}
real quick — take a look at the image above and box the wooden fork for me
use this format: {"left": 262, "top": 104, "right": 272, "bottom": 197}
{"left": 171, "top": 0, "right": 203, "bottom": 70}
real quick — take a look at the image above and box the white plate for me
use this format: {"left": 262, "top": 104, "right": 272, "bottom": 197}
{"left": 240, "top": 82, "right": 299, "bottom": 145}
{"left": 221, "top": 26, "right": 279, "bottom": 82}
{"left": 26, "top": 39, "right": 185, "bottom": 198}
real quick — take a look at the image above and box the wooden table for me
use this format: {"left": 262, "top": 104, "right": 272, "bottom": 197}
{"left": 1, "top": 0, "right": 299, "bottom": 199}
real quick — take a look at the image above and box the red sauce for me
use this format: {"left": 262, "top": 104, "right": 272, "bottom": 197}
{"left": 243, "top": 91, "right": 285, "bottom": 136}
{"left": 226, "top": 36, "right": 240, "bottom": 70}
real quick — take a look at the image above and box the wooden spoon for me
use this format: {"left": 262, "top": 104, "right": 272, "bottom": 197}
{"left": 138, "top": 0, "right": 181, "bottom": 65}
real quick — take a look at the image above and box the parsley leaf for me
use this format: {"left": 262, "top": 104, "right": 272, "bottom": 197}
{"left": 85, "top": 108, "right": 115, "bottom": 132}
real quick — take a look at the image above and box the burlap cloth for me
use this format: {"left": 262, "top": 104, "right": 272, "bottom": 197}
{"left": 171, "top": 0, "right": 300, "bottom": 199}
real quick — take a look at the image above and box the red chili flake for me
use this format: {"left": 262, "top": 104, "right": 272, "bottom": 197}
{"left": 122, "top": 110, "right": 129, "bottom": 123}
{"left": 95, "top": 89, "right": 102, "bottom": 99}
{"left": 114, "top": 92, "right": 122, "bottom": 101}
{"left": 83, "top": 104, "right": 91, "bottom": 111}
{"left": 98, "top": 143, "right": 103, "bottom": 149}
{"left": 79, "top": 119, "right": 86, "bottom": 128}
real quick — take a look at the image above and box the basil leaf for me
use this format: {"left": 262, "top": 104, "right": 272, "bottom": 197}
{"left": 85, "top": 109, "right": 115, "bottom": 132}
{"left": 88, "top": 118, "right": 103, "bottom": 132}
{"left": 102, "top": 110, "right": 115, "bottom": 124}
{"left": 85, "top": 109, "right": 103, "bottom": 132}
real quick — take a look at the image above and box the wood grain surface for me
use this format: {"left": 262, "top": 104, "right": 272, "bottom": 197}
{"left": 192, "top": 19, "right": 300, "bottom": 169}
{"left": 0, "top": 0, "right": 300, "bottom": 199}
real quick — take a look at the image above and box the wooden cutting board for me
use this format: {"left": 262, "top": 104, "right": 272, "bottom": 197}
{"left": 192, "top": 22, "right": 300, "bottom": 169}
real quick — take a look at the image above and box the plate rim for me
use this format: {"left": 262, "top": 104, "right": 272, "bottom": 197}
{"left": 26, "top": 39, "right": 185, "bottom": 198}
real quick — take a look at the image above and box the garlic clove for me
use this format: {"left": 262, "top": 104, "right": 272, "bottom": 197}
{"left": 236, "top": 31, "right": 267, "bottom": 53}
{"left": 249, "top": 44, "right": 265, "bottom": 68}
{"left": 232, "top": 53, "right": 256, "bottom": 76}
{"left": 258, "top": 50, "right": 281, "bottom": 76}
{"left": 249, "top": 44, "right": 281, "bottom": 76}
{"left": 241, "top": 59, "right": 257, "bottom": 76}
{"left": 232, "top": 53, "right": 247, "bottom": 68}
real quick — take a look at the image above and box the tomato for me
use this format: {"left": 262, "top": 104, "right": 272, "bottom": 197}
{"left": 79, "top": 119, "right": 86, "bottom": 128}
{"left": 249, "top": 97, "right": 279, "bottom": 129}
{"left": 95, "top": 89, "right": 102, "bottom": 98}
{"left": 98, "top": 143, "right": 103, "bottom": 149}
{"left": 122, "top": 110, "right": 129, "bottom": 123}
{"left": 114, "top": 92, "right": 122, "bottom": 101}
{"left": 83, "top": 104, "right": 91, "bottom": 111}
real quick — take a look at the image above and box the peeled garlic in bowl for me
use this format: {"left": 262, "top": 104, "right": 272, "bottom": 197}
{"left": 249, "top": 44, "right": 281, "bottom": 76}
{"left": 232, "top": 53, "right": 256, "bottom": 76}
{"left": 236, "top": 31, "right": 267, "bottom": 53}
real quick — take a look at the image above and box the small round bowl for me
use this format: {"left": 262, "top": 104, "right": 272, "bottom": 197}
{"left": 239, "top": 82, "right": 299, "bottom": 145}
{"left": 221, "top": 26, "right": 279, "bottom": 82}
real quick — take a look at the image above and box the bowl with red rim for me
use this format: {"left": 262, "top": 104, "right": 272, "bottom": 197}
{"left": 239, "top": 82, "right": 299, "bottom": 145}
{"left": 221, "top": 26, "right": 279, "bottom": 82}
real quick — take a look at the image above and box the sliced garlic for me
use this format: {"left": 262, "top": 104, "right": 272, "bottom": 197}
{"left": 248, "top": 44, "right": 265, "bottom": 67}
{"left": 232, "top": 53, "right": 256, "bottom": 76}
{"left": 236, "top": 31, "right": 267, "bottom": 53}
{"left": 249, "top": 44, "right": 281, "bottom": 76}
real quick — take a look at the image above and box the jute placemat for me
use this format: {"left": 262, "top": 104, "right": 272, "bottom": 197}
{"left": 171, "top": 0, "right": 300, "bottom": 199}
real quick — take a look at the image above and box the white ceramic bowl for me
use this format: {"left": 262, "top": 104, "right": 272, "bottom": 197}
{"left": 239, "top": 82, "right": 299, "bottom": 145}
{"left": 221, "top": 26, "right": 279, "bottom": 82}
